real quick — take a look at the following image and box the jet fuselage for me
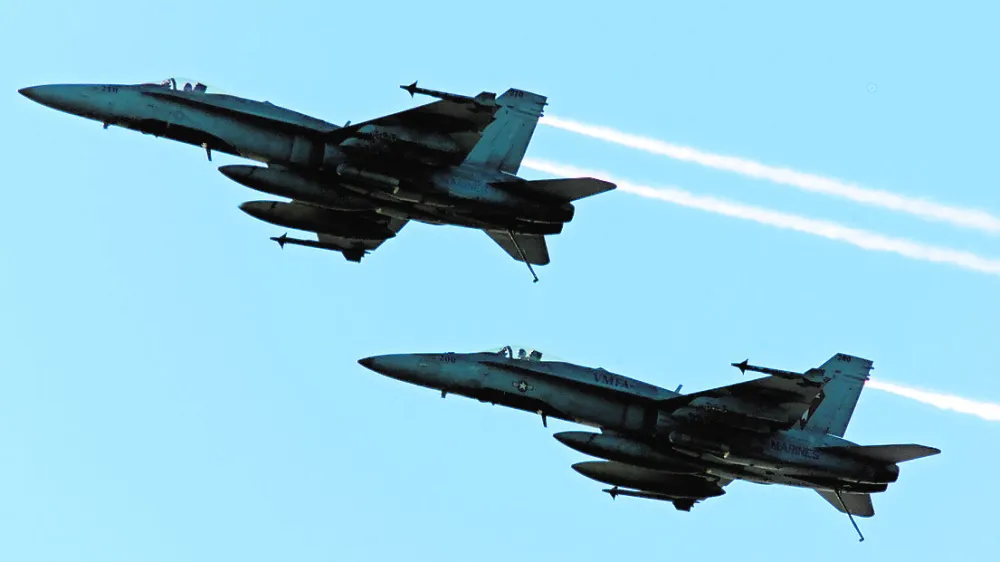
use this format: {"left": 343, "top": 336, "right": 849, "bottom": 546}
{"left": 21, "top": 82, "right": 340, "bottom": 166}
{"left": 357, "top": 350, "right": 901, "bottom": 492}
{"left": 19, "top": 81, "right": 573, "bottom": 231}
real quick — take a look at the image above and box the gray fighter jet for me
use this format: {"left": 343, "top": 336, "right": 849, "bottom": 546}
{"left": 358, "top": 347, "right": 939, "bottom": 541}
{"left": 19, "top": 79, "right": 614, "bottom": 281}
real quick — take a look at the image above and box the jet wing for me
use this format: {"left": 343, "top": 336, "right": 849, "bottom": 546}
{"left": 326, "top": 98, "right": 498, "bottom": 157}
{"left": 657, "top": 375, "right": 826, "bottom": 431}
{"left": 349, "top": 98, "right": 496, "bottom": 135}
{"left": 484, "top": 230, "right": 550, "bottom": 265}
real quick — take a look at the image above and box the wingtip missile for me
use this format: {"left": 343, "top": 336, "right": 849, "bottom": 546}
{"left": 398, "top": 81, "right": 496, "bottom": 109}
{"left": 270, "top": 232, "right": 288, "bottom": 248}
{"left": 400, "top": 81, "right": 418, "bottom": 97}
{"left": 731, "top": 359, "right": 816, "bottom": 381}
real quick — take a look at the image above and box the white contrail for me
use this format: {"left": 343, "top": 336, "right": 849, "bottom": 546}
{"left": 521, "top": 158, "right": 1000, "bottom": 277}
{"left": 539, "top": 115, "right": 1000, "bottom": 235}
{"left": 868, "top": 379, "right": 1000, "bottom": 422}
{"left": 522, "top": 159, "right": 1000, "bottom": 422}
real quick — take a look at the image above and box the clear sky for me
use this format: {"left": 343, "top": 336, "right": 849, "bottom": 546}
{"left": 2, "top": 1, "right": 998, "bottom": 559}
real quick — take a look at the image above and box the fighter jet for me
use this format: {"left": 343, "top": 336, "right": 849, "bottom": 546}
{"left": 358, "top": 347, "right": 939, "bottom": 541}
{"left": 19, "top": 78, "right": 614, "bottom": 281}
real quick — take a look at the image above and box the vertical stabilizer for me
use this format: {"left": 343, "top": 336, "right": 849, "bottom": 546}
{"left": 462, "top": 88, "right": 547, "bottom": 174}
{"left": 800, "top": 354, "right": 873, "bottom": 437}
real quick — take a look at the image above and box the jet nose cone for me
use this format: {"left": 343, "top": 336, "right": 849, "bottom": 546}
{"left": 18, "top": 84, "right": 101, "bottom": 116}
{"left": 19, "top": 85, "right": 58, "bottom": 105}
{"left": 357, "top": 354, "right": 401, "bottom": 375}
{"left": 356, "top": 353, "right": 428, "bottom": 384}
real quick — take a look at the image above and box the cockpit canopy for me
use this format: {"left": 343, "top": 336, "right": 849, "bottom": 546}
{"left": 139, "top": 77, "right": 227, "bottom": 95}
{"left": 488, "top": 345, "right": 545, "bottom": 361}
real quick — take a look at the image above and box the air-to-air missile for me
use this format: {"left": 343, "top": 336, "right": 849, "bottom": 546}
{"left": 400, "top": 80, "right": 498, "bottom": 111}
{"left": 731, "top": 358, "right": 830, "bottom": 382}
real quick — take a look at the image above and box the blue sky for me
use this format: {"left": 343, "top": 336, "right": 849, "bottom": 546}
{"left": 2, "top": 1, "right": 998, "bottom": 559}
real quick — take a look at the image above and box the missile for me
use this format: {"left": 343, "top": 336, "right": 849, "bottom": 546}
{"left": 732, "top": 359, "right": 825, "bottom": 383}
{"left": 399, "top": 81, "right": 496, "bottom": 109}
{"left": 220, "top": 165, "right": 375, "bottom": 212}
{"left": 601, "top": 487, "right": 698, "bottom": 511}
{"left": 239, "top": 200, "right": 395, "bottom": 241}
{"left": 571, "top": 461, "right": 725, "bottom": 499}
{"left": 554, "top": 432, "right": 701, "bottom": 473}
{"left": 270, "top": 233, "right": 367, "bottom": 262}
{"left": 604, "top": 486, "right": 681, "bottom": 502}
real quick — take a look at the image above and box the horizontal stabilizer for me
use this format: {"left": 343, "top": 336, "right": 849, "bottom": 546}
{"left": 517, "top": 177, "right": 616, "bottom": 203}
{"left": 821, "top": 444, "right": 941, "bottom": 464}
{"left": 484, "top": 230, "right": 549, "bottom": 265}
{"left": 816, "top": 490, "right": 874, "bottom": 517}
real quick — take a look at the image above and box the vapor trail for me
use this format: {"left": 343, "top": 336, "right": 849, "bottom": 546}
{"left": 539, "top": 116, "right": 1000, "bottom": 235}
{"left": 868, "top": 379, "right": 1000, "bottom": 422}
{"left": 521, "top": 158, "right": 1000, "bottom": 277}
